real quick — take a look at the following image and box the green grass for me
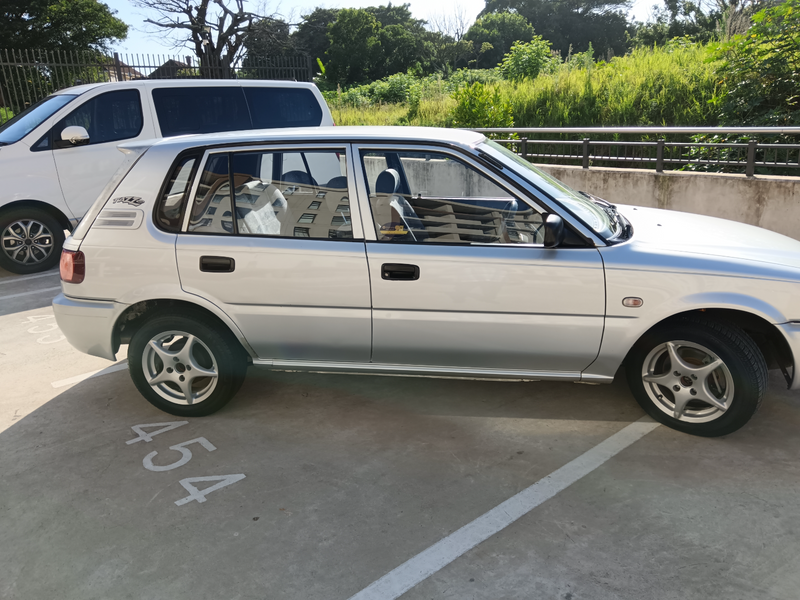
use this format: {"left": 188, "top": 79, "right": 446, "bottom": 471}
{"left": 329, "top": 42, "right": 722, "bottom": 130}
{"left": 0, "top": 107, "right": 13, "bottom": 124}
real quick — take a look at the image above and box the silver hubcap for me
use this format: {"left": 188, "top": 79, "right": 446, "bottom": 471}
{"left": 1, "top": 219, "right": 55, "bottom": 265}
{"left": 142, "top": 331, "right": 219, "bottom": 405}
{"left": 641, "top": 340, "right": 734, "bottom": 423}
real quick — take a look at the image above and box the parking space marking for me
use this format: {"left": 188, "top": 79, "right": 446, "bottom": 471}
{"left": 51, "top": 361, "right": 128, "bottom": 388}
{"left": 348, "top": 417, "right": 660, "bottom": 600}
{"left": 0, "top": 286, "right": 61, "bottom": 301}
{"left": 0, "top": 270, "right": 59, "bottom": 285}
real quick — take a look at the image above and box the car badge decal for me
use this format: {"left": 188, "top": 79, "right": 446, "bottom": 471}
{"left": 112, "top": 196, "right": 144, "bottom": 207}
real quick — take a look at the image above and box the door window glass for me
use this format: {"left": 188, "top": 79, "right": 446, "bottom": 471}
{"left": 361, "top": 150, "right": 544, "bottom": 244}
{"left": 55, "top": 89, "right": 142, "bottom": 146}
{"left": 188, "top": 154, "right": 234, "bottom": 234}
{"left": 242, "top": 88, "right": 324, "bottom": 128}
{"left": 153, "top": 87, "right": 251, "bottom": 137}
{"left": 229, "top": 149, "right": 352, "bottom": 239}
{"left": 156, "top": 155, "right": 197, "bottom": 232}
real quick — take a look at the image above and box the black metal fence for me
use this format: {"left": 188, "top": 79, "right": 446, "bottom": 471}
{"left": 475, "top": 127, "right": 800, "bottom": 177}
{"left": 0, "top": 49, "right": 314, "bottom": 115}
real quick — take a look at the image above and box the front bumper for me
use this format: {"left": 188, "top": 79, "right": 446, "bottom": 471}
{"left": 52, "top": 293, "right": 128, "bottom": 361}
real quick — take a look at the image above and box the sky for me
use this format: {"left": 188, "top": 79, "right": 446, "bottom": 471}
{"left": 103, "top": 0, "right": 662, "bottom": 58}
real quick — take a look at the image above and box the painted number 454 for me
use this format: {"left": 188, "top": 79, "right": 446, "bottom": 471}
{"left": 127, "top": 421, "right": 245, "bottom": 506}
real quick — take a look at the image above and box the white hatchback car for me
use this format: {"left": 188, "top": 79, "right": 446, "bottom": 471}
{"left": 53, "top": 127, "right": 800, "bottom": 437}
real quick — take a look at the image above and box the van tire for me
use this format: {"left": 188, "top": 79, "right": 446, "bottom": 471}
{"left": 0, "top": 208, "right": 65, "bottom": 274}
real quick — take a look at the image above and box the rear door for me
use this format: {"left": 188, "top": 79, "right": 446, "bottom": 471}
{"left": 355, "top": 144, "right": 606, "bottom": 375}
{"left": 175, "top": 143, "right": 371, "bottom": 362}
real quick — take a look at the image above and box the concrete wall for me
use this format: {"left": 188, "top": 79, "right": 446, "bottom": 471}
{"left": 537, "top": 164, "right": 800, "bottom": 240}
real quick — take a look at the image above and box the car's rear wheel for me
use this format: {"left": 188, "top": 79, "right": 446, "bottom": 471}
{"left": 0, "top": 208, "right": 65, "bottom": 274}
{"left": 128, "top": 313, "right": 247, "bottom": 417}
{"left": 626, "top": 316, "right": 767, "bottom": 437}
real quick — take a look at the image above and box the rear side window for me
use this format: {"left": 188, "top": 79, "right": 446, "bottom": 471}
{"left": 243, "top": 88, "right": 323, "bottom": 128}
{"left": 156, "top": 155, "right": 197, "bottom": 232}
{"left": 188, "top": 154, "right": 233, "bottom": 234}
{"left": 55, "top": 89, "right": 143, "bottom": 146}
{"left": 153, "top": 87, "right": 251, "bottom": 137}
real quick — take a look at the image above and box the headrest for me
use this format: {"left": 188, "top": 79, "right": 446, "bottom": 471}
{"left": 375, "top": 168, "right": 400, "bottom": 195}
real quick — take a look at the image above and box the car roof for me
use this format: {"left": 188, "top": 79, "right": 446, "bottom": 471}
{"left": 53, "top": 79, "right": 318, "bottom": 96}
{"left": 127, "top": 127, "right": 487, "bottom": 155}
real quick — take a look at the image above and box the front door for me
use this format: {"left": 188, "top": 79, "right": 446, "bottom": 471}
{"left": 356, "top": 146, "right": 605, "bottom": 374}
{"left": 175, "top": 145, "right": 372, "bottom": 362}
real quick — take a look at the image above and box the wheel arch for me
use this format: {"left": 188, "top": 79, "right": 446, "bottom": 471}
{"left": 0, "top": 200, "right": 74, "bottom": 232}
{"left": 626, "top": 308, "right": 793, "bottom": 382}
{"left": 112, "top": 298, "right": 255, "bottom": 361}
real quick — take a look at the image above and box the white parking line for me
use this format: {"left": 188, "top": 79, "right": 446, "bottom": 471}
{"left": 0, "top": 270, "right": 59, "bottom": 285}
{"left": 0, "top": 286, "right": 61, "bottom": 301}
{"left": 348, "top": 417, "right": 660, "bottom": 600}
{"left": 51, "top": 361, "right": 128, "bottom": 389}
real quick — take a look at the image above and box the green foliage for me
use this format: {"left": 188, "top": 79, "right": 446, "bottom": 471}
{"left": 499, "top": 38, "right": 558, "bottom": 81}
{"left": 710, "top": 0, "right": 800, "bottom": 126}
{"left": 463, "top": 12, "right": 535, "bottom": 68}
{"left": 480, "top": 0, "right": 629, "bottom": 59}
{"left": 1, "top": 0, "right": 127, "bottom": 52}
{"left": 0, "top": 107, "right": 14, "bottom": 124}
{"left": 628, "top": 0, "right": 721, "bottom": 48}
{"left": 451, "top": 82, "right": 514, "bottom": 129}
{"left": 448, "top": 68, "right": 505, "bottom": 88}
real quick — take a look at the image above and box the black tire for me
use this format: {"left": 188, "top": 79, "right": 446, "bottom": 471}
{"left": 128, "top": 312, "right": 247, "bottom": 417}
{"left": 626, "top": 316, "right": 767, "bottom": 437}
{"left": 0, "top": 207, "right": 65, "bottom": 274}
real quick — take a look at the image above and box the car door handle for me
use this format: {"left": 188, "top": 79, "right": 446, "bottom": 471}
{"left": 199, "top": 256, "right": 235, "bottom": 273}
{"left": 381, "top": 263, "right": 419, "bottom": 281}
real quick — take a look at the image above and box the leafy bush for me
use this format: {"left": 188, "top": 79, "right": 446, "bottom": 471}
{"left": 499, "top": 38, "right": 558, "bottom": 81}
{"left": 0, "top": 107, "right": 13, "bottom": 124}
{"left": 451, "top": 82, "right": 514, "bottom": 129}
{"left": 710, "top": 0, "right": 800, "bottom": 126}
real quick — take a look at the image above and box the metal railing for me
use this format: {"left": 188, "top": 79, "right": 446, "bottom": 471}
{"left": 474, "top": 127, "right": 800, "bottom": 176}
{"left": 0, "top": 49, "right": 315, "bottom": 115}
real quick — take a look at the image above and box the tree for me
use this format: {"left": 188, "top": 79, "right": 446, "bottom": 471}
{"left": 325, "top": 9, "right": 381, "bottom": 85}
{"left": 464, "top": 12, "right": 535, "bottom": 68}
{"left": 243, "top": 18, "right": 295, "bottom": 59}
{"left": 291, "top": 7, "right": 340, "bottom": 74}
{"left": 1, "top": 0, "right": 127, "bottom": 53}
{"left": 480, "top": 0, "right": 630, "bottom": 59}
{"left": 499, "top": 37, "right": 557, "bottom": 80}
{"left": 629, "top": 0, "right": 721, "bottom": 47}
{"left": 132, "top": 0, "right": 276, "bottom": 75}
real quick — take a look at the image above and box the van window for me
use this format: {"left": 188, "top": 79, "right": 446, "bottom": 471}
{"left": 242, "top": 88, "right": 323, "bottom": 128}
{"left": 0, "top": 94, "right": 77, "bottom": 145}
{"left": 55, "top": 89, "right": 143, "bottom": 146}
{"left": 153, "top": 87, "right": 251, "bottom": 137}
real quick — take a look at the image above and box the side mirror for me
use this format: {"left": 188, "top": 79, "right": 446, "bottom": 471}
{"left": 60, "top": 125, "right": 90, "bottom": 146}
{"left": 543, "top": 214, "right": 565, "bottom": 248}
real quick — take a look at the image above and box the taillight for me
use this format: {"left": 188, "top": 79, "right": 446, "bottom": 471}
{"left": 60, "top": 249, "right": 85, "bottom": 284}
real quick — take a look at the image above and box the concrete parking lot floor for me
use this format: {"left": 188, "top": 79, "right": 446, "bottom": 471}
{"left": 2, "top": 268, "right": 800, "bottom": 600}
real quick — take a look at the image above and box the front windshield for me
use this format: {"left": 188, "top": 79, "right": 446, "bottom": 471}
{"left": 480, "top": 140, "right": 617, "bottom": 239}
{"left": 0, "top": 94, "right": 77, "bottom": 145}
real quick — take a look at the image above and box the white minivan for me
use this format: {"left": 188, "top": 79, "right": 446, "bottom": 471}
{"left": 0, "top": 79, "right": 333, "bottom": 273}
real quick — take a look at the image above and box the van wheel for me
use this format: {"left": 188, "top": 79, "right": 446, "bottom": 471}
{"left": 128, "top": 313, "right": 247, "bottom": 417}
{"left": 0, "top": 208, "right": 65, "bottom": 274}
{"left": 626, "top": 316, "right": 767, "bottom": 437}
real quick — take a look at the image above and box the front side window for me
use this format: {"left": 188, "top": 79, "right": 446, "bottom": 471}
{"left": 55, "top": 90, "right": 143, "bottom": 146}
{"left": 187, "top": 149, "right": 352, "bottom": 239}
{"left": 0, "top": 94, "right": 77, "bottom": 145}
{"left": 361, "top": 150, "right": 544, "bottom": 244}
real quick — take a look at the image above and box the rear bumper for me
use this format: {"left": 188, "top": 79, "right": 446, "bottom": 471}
{"left": 776, "top": 322, "right": 800, "bottom": 391}
{"left": 52, "top": 293, "right": 128, "bottom": 361}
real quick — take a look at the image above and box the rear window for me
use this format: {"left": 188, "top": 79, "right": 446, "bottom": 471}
{"left": 243, "top": 87, "right": 323, "bottom": 129}
{"left": 153, "top": 87, "right": 251, "bottom": 137}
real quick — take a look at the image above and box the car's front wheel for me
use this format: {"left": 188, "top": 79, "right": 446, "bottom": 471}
{"left": 626, "top": 316, "right": 767, "bottom": 437}
{"left": 128, "top": 313, "right": 247, "bottom": 417}
{"left": 0, "top": 208, "right": 65, "bottom": 274}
